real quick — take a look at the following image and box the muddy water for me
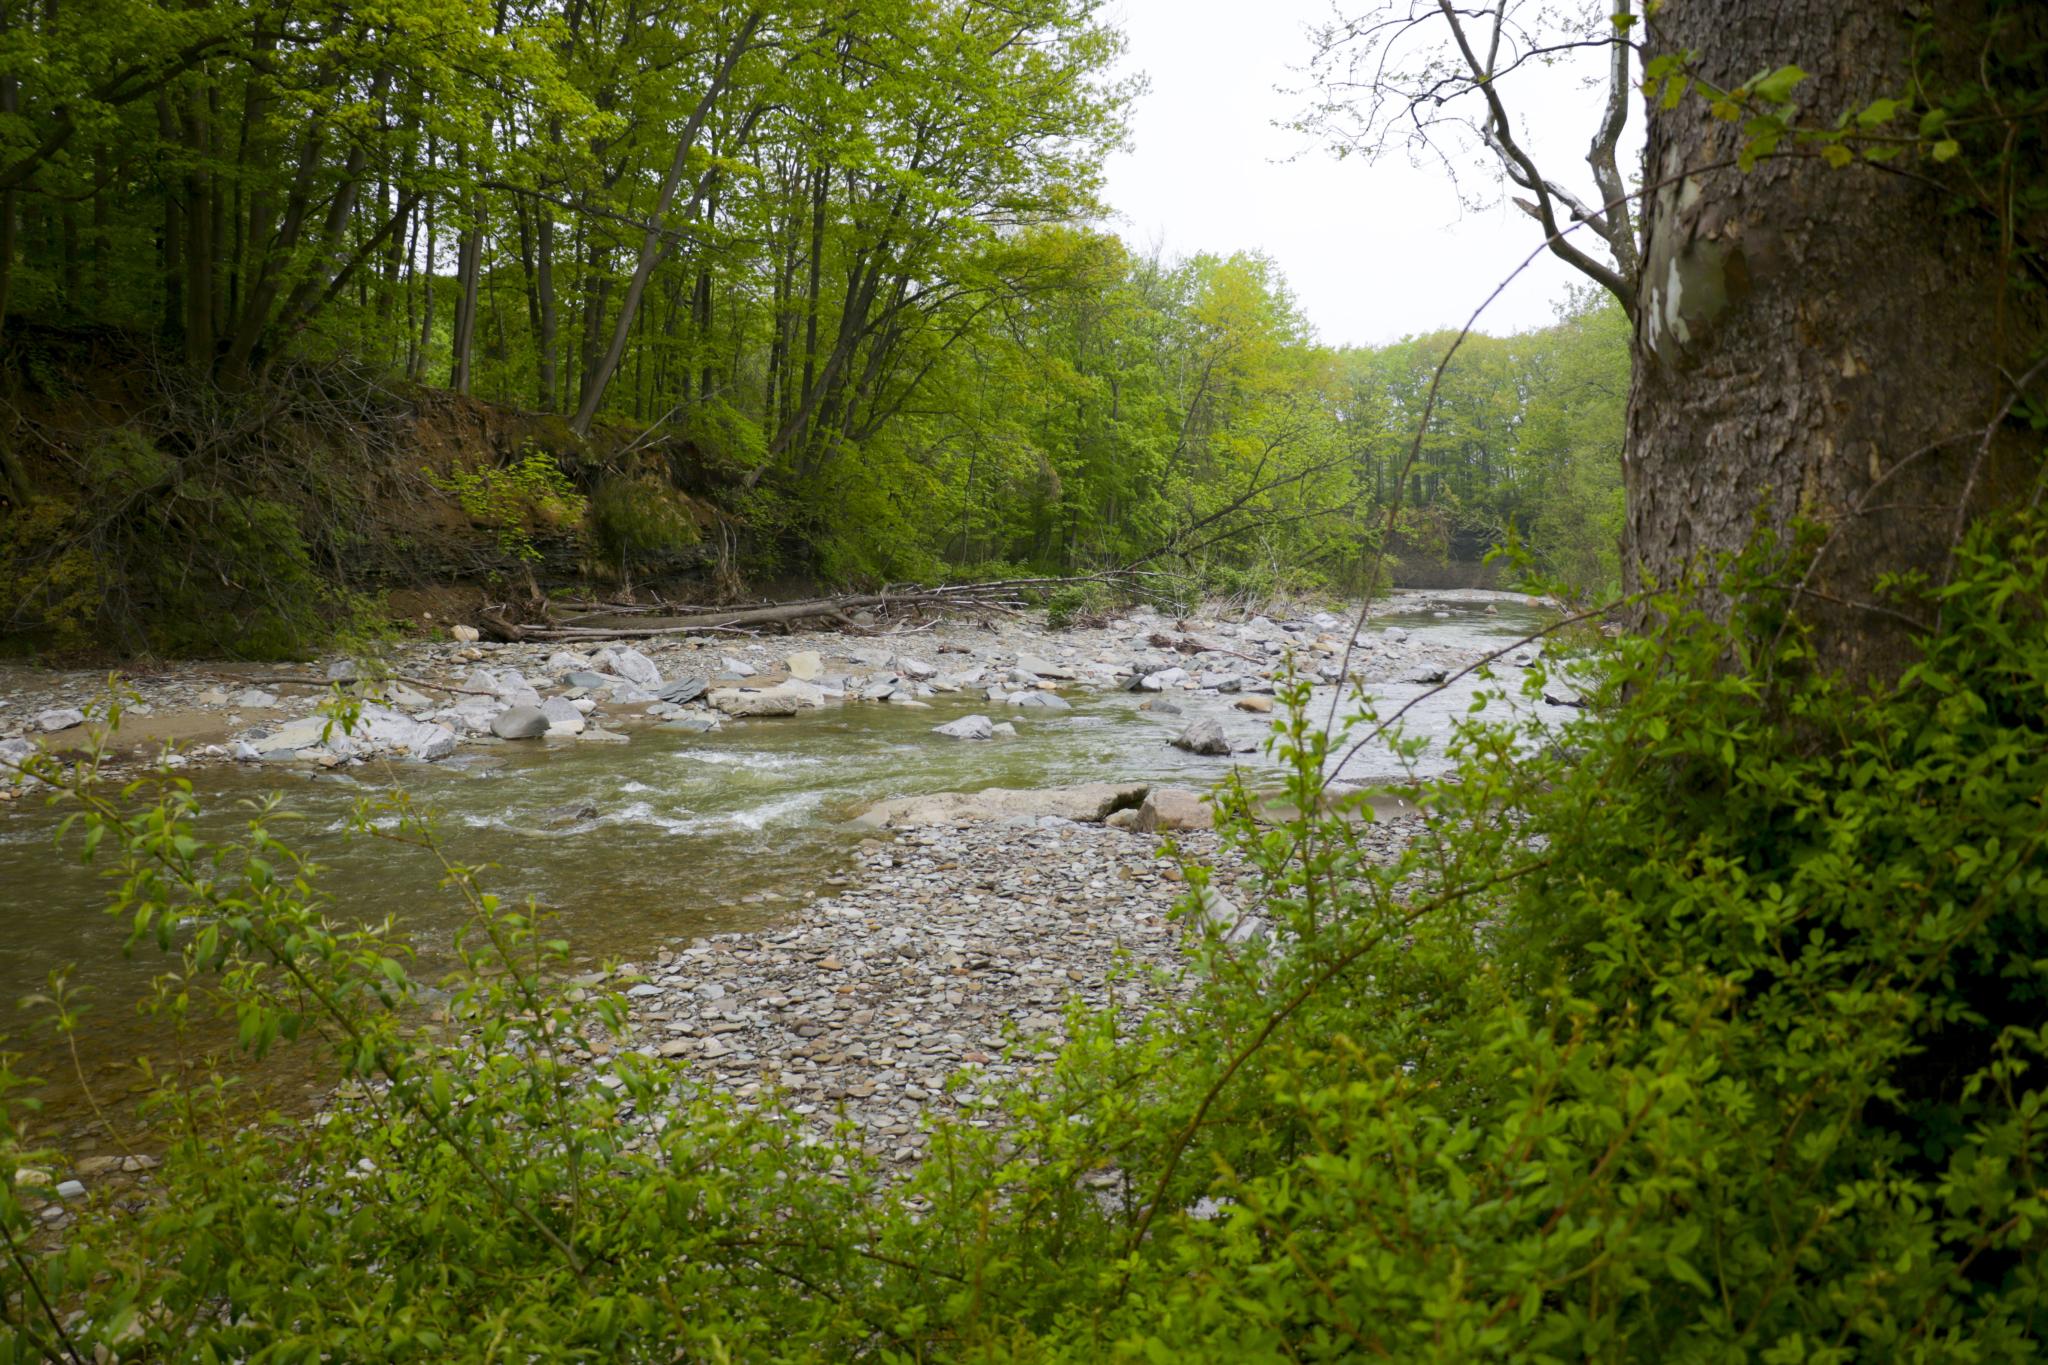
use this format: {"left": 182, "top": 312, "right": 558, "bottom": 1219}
{"left": 0, "top": 593, "right": 1558, "bottom": 1139}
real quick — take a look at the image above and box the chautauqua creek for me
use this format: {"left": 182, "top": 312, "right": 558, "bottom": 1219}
{"left": 0, "top": 589, "right": 1582, "bottom": 1217}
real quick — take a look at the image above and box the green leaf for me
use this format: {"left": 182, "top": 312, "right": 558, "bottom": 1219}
{"left": 1750, "top": 64, "right": 1808, "bottom": 105}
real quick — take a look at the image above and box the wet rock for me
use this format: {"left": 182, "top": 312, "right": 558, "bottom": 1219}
{"left": 1542, "top": 684, "right": 1586, "bottom": 708}
{"left": 544, "top": 800, "right": 599, "bottom": 827}
{"left": 1170, "top": 719, "right": 1230, "bottom": 756}
{"left": 990, "top": 721, "right": 1019, "bottom": 738}
{"left": 1134, "top": 787, "right": 1212, "bottom": 833}
{"left": 1008, "top": 690, "right": 1070, "bottom": 711}
{"left": 658, "top": 713, "right": 722, "bottom": 734}
{"left": 35, "top": 707, "right": 85, "bottom": 732}
{"left": 1138, "top": 698, "right": 1181, "bottom": 715}
{"left": 857, "top": 782, "right": 1149, "bottom": 828}
{"left": 491, "top": 706, "right": 551, "bottom": 740}
{"left": 933, "top": 714, "right": 994, "bottom": 741}
{"left": 1399, "top": 667, "right": 1448, "bottom": 685}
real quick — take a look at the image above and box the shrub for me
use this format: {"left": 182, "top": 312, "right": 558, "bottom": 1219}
{"left": 428, "top": 447, "right": 587, "bottom": 564}
{"left": 1045, "top": 581, "right": 1111, "bottom": 628}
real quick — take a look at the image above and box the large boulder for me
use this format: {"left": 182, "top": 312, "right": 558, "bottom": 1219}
{"left": 594, "top": 646, "right": 662, "bottom": 688}
{"left": 785, "top": 651, "right": 824, "bottom": 681}
{"left": 856, "top": 782, "right": 1149, "bottom": 829}
{"left": 933, "top": 714, "right": 994, "bottom": 741}
{"left": 491, "top": 706, "right": 551, "bottom": 739}
{"left": 1133, "top": 787, "right": 1213, "bottom": 833}
{"left": 248, "top": 717, "right": 332, "bottom": 755}
{"left": 655, "top": 677, "right": 707, "bottom": 705}
{"left": 541, "top": 696, "right": 587, "bottom": 734}
{"left": 707, "top": 687, "right": 802, "bottom": 718}
{"left": 1170, "top": 719, "right": 1230, "bottom": 756}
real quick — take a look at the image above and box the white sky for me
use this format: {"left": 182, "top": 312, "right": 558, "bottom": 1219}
{"left": 1097, "top": 0, "right": 1638, "bottom": 347}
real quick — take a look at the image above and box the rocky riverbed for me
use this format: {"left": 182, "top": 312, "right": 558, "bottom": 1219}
{"left": 0, "top": 590, "right": 1559, "bottom": 791}
{"left": 1, "top": 588, "right": 1572, "bottom": 1212}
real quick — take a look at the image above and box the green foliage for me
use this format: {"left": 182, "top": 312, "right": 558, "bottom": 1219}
{"left": 1044, "top": 581, "right": 1110, "bottom": 628}
{"left": 588, "top": 475, "right": 704, "bottom": 579}
{"left": 428, "top": 449, "right": 587, "bottom": 565}
{"left": 7, "top": 514, "right": 2044, "bottom": 1358}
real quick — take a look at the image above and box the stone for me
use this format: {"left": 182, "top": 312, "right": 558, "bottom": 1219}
{"left": 1139, "top": 667, "right": 1189, "bottom": 691}
{"left": 1510, "top": 646, "right": 1539, "bottom": 667}
{"left": 933, "top": 715, "right": 994, "bottom": 740}
{"left": 564, "top": 671, "right": 610, "bottom": 690}
{"left": 385, "top": 683, "right": 433, "bottom": 708}
{"left": 249, "top": 717, "right": 331, "bottom": 755}
{"left": 708, "top": 688, "right": 802, "bottom": 718}
{"left": 856, "top": 783, "right": 1149, "bottom": 829}
{"left": 450, "top": 624, "right": 481, "bottom": 643}
{"left": 54, "top": 1179, "right": 86, "bottom": 1200}
{"left": 990, "top": 721, "right": 1019, "bottom": 738}
{"left": 1170, "top": 719, "right": 1230, "bottom": 756}
{"left": 1008, "top": 690, "right": 1070, "bottom": 711}
{"left": 895, "top": 656, "right": 937, "bottom": 679}
{"left": 197, "top": 687, "right": 229, "bottom": 706}
{"left": 325, "top": 659, "right": 360, "bottom": 684}
{"left": 1383, "top": 626, "right": 1408, "bottom": 642}
{"left": 546, "top": 651, "right": 591, "bottom": 673}
{"left": 654, "top": 677, "right": 706, "bottom": 705}
{"left": 1542, "top": 684, "right": 1587, "bottom": 708}
{"left": 490, "top": 706, "right": 551, "bottom": 739}
{"left": 1014, "top": 655, "right": 1077, "bottom": 680}
{"left": 720, "top": 657, "right": 757, "bottom": 678}
{"left": 34, "top": 707, "right": 85, "bottom": 732}
{"left": 1234, "top": 695, "right": 1274, "bottom": 714}
{"left": 542, "top": 696, "right": 587, "bottom": 734}
{"left": 1138, "top": 698, "right": 1181, "bottom": 715}
{"left": 596, "top": 646, "right": 662, "bottom": 688}
{"left": 1399, "top": 667, "right": 1449, "bottom": 686}
{"left": 0, "top": 736, "right": 36, "bottom": 778}
{"left": 786, "top": 651, "right": 824, "bottom": 681}
{"left": 1134, "top": 787, "right": 1213, "bottom": 833}
{"left": 579, "top": 728, "right": 630, "bottom": 744}
{"left": 658, "top": 713, "right": 722, "bottom": 734}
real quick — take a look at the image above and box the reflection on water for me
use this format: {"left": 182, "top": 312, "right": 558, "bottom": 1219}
{"left": 0, "top": 594, "right": 1560, "bottom": 1140}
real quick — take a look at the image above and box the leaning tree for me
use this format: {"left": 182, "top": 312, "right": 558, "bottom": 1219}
{"left": 1302, "top": 0, "right": 2047, "bottom": 677}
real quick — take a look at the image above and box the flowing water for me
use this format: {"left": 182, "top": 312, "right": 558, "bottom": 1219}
{"left": 0, "top": 592, "right": 1558, "bottom": 1139}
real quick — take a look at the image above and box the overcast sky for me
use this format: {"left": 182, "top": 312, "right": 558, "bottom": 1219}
{"left": 1096, "top": 0, "right": 1636, "bottom": 348}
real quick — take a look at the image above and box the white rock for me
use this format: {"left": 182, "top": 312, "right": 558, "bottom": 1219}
{"left": 34, "top": 708, "right": 85, "bottom": 733}
{"left": 786, "top": 651, "right": 823, "bottom": 681}
{"left": 721, "top": 656, "right": 757, "bottom": 678}
{"left": 450, "top": 624, "right": 481, "bottom": 643}
{"left": 895, "top": 656, "right": 937, "bottom": 679}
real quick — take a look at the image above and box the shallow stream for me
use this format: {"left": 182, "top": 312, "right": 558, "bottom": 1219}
{"left": 0, "top": 593, "right": 1556, "bottom": 1137}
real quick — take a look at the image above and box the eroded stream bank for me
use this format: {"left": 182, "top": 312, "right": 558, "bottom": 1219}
{"left": 0, "top": 589, "right": 1569, "bottom": 1185}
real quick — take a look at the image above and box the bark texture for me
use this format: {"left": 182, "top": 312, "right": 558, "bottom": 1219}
{"left": 1626, "top": 0, "right": 2046, "bottom": 679}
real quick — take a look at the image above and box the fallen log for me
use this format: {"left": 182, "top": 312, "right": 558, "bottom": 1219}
{"left": 479, "top": 573, "right": 1136, "bottom": 643}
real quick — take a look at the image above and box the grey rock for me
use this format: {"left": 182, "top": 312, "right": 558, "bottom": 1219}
{"left": 325, "top": 659, "right": 360, "bottom": 684}
{"left": 54, "top": 1180, "right": 86, "bottom": 1200}
{"left": 542, "top": 696, "right": 587, "bottom": 734}
{"left": 596, "top": 646, "right": 662, "bottom": 688}
{"left": 34, "top": 707, "right": 85, "bottom": 733}
{"left": 1138, "top": 698, "right": 1182, "bottom": 715}
{"left": 720, "top": 656, "right": 757, "bottom": 678}
{"left": 1139, "top": 667, "right": 1189, "bottom": 691}
{"left": 544, "top": 800, "right": 599, "bottom": 826}
{"left": 1542, "top": 684, "right": 1586, "bottom": 708}
{"left": 1170, "top": 719, "right": 1230, "bottom": 756}
{"left": 490, "top": 706, "right": 551, "bottom": 740}
{"left": 933, "top": 714, "right": 995, "bottom": 740}
{"left": 564, "top": 671, "right": 610, "bottom": 689}
{"left": 895, "top": 656, "right": 937, "bottom": 680}
{"left": 658, "top": 713, "right": 722, "bottom": 734}
{"left": 990, "top": 721, "right": 1019, "bottom": 738}
{"left": 0, "top": 736, "right": 37, "bottom": 777}
{"left": 708, "top": 687, "right": 802, "bottom": 718}
{"left": 1008, "top": 690, "right": 1071, "bottom": 711}
{"left": 667, "top": 679, "right": 716, "bottom": 712}
{"left": 1014, "top": 655, "right": 1077, "bottom": 680}
{"left": 1399, "top": 667, "right": 1448, "bottom": 685}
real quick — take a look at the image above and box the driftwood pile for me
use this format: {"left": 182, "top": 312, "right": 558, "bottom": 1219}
{"left": 477, "top": 574, "right": 1140, "bottom": 643}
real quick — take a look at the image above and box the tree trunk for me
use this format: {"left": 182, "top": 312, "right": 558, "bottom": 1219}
{"left": 1626, "top": 0, "right": 2047, "bottom": 679}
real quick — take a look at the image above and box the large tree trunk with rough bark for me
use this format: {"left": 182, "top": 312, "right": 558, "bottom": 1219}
{"left": 1626, "top": 0, "right": 2045, "bottom": 680}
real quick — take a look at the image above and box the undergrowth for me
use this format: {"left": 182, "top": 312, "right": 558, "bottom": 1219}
{"left": 0, "top": 513, "right": 2042, "bottom": 1360}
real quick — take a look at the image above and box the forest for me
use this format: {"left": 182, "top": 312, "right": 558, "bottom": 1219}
{"left": 1, "top": 0, "right": 2045, "bottom": 1360}
{"left": 0, "top": 0, "right": 1625, "bottom": 657}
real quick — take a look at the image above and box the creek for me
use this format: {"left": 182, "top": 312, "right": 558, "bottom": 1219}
{"left": 0, "top": 592, "right": 1558, "bottom": 1140}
